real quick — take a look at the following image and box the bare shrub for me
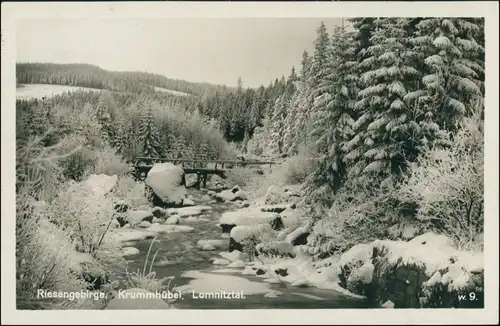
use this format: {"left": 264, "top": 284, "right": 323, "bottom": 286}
{"left": 89, "top": 146, "right": 132, "bottom": 177}
{"left": 399, "top": 110, "right": 484, "bottom": 251}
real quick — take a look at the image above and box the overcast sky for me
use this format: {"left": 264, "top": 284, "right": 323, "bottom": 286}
{"left": 16, "top": 18, "right": 343, "bottom": 88}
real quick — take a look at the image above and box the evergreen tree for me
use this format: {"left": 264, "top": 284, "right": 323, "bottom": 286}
{"left": 269, "top": 93, "right": 290, "bottom": 155}
{"left": 408, "top": 18, "right": 484, "bottom": 133}
{"left": 310, "top": 23, "right": 358, "bottom": 195}
{"left": 346, "top": 18, "right": 421, "bottom": 189}
{"left": 138, "top": 105, "right": 162, "bottom": 158}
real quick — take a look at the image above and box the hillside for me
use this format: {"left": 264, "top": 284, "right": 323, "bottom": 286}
{"left": 16, "top": 62, "right": 231, "bottom": 98}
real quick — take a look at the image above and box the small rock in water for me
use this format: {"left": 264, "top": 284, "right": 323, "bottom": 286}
{"left": 264, "top": 291, "right": 282, "bottom": 299}
{"left": 123, "top": 223, "right": 131, "bottom": 229}
{"left": 200, "top": 195, "right": 211, "bottom": 202}
{"left": 212, "top": 258, "right": 230, "bottom": 265}
{"left": 202, "top": 244, "right": 216, "bottom": 251}
{"left": 138, "top": 221, "right": 151, "bottom": 228}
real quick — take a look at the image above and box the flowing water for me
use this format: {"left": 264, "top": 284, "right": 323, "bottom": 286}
{"left": 117, "top": 189, "right": 372, "bottom": 309}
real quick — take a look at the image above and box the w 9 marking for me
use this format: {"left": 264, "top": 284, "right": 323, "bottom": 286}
{"left": 458, "top": 292, "right": 478, "bottom": 301}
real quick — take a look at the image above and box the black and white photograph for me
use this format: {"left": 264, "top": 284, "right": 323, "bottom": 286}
{"left": 1, "top": 1, "right": 498, "bottom": 325}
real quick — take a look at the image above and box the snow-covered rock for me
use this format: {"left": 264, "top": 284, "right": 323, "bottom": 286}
{"left": 138, "top": 221, "right": 151, "bottom": 228}
{"left": 213, "top": 258, "right": 230, "bottom": 265}
{"left": 285, "top": 226, "right": 310, "bottom": 246}
{"left": 84, "top": 174, "right": 118, "bottom": 197}
{"left": 151, "top": 206, "right": 168, "bottom": 219}
{"left": 219, "top": 250, "right": 243, "bottom": 262}
{"left": 185, "top": 174, "right": 198, "bottom": 188}
{"left": 105, "top": 288, "right": 170, "bottom": 309}
{"left": 202, "top": 244, "right": 216, "bottom": 251}
{"left": 334, "top": 232, "right": 484, "bottom": 308}
{"left": 117, "top": 209, "right": 153, "bottom": 227}
{"left": 229, "top": 224, "right": 274, "bottom": 252}
{"left": 219, "top": 208, "right": 283, "bottom": 233}
{"left": 145, "top": 163, "right": 187, "bottom": 207}
{"left": 214, "top": 189, "right": 248, "bottom": 202}
{"left": 200, "top": 195, "right": 211, "bottom": 202}
{"left": 165, "top": 215, "right": 180, "bottom": 225}
{"left": 256, "top": 241, "right": 296, "bottom": 258}
{"left": 227, "top": 260, "right": 246, "bottom": 268}
{"left": 122, "top": 247, "right": 140, "bottom": 256}
{"left": 182, "top": 198, "right": 195, "bottom": 207}
{"left": 197, "top": 239, "right": 228, "bottom": 250}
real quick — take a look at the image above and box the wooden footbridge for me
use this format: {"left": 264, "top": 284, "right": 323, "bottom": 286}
{"left": 132, "top": 156, "right": 277, "bottom": 188}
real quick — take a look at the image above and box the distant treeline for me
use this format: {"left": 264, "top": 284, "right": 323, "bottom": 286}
{"left": 16, "top": 63, "right": 232, "bottom": 98}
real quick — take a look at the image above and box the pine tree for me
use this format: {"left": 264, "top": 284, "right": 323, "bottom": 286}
{"left": 309, "top": 23, "right": 358, "bottom": 195}
{"left": 269, "top": 93, "right": 290, "bottom": 155}
{"left": 346, "top": 18, "right": 422, "bottom": 189}
{"left": 408, "top": 18, "right": 484, "bottom": 133}
{"left": 138, "top": 105, "right": 162, "bottom": 158}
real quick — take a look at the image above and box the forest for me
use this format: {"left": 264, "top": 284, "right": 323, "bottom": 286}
{"left": 15, "top": 17, "right": 485, "bottom": 310}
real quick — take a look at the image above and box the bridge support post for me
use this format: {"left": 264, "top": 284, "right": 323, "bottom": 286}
{"left": 196, "top": 173, "right": 201, "bottom": 190}
{"left": 202, "top": 173, "right": 207, "bottom": 189}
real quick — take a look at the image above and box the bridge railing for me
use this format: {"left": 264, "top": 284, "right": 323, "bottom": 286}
{"left": 134, "top": 156, "right": 277, "bottom": 169}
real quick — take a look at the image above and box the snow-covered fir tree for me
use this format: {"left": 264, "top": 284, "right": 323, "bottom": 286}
{"left": 138, "top": 105, "right": 162, "bottom": 158}
{"left": 309, "top": 22, "right": 358, "bottom": 197}
{"left": 408, "top": 18, "right": 484, "bottom": 134}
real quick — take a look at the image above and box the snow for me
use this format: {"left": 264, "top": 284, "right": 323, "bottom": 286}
{"left": 16, "top": 84, "right": 103, "bottom": 100}
{"left": 230, "top": 224, "right": 273, "bottom": 243}
{"left": 145, "top": 163, "right": 186, "bottom": 206}
{"left": 122, "top": 247, "right": 140, "bottom": 256}
{"left": 84, "top": 174, "right": 118, "bottom": 197}
{"left": 105, "top": 288, "right": 169, "bottom": 310}
{"left": 213, "top": 259, "right": 230, "bottom": 265}
{"left": 152, "top": 86, "right": 192, "bottom": 97}
{"left": 433, "top": 35, "right": 452, "bottom": 49}
{"left": 219, "top": 250, "right": 243, "bottom": 262}
{"left": 175, "top": 270, "right": 270, "bottom": 295}
{"left": 220, "top": 208, "right": 280, "bottom": 226}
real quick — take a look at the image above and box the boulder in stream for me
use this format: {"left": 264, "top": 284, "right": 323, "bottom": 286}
{"left": 145, "top": 163, "right": 187, "bottom": 207}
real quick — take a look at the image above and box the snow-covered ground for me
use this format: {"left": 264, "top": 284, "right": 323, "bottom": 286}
{"left": 151, "top": 86, "right": 192, "bottom": 97}
{"left": 16, "top": 84, "right": 102, "bottom": 100}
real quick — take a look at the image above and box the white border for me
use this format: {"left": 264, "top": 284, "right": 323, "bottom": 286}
{"left": 2, "top": 1, "right": 499, "bottom": 325}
